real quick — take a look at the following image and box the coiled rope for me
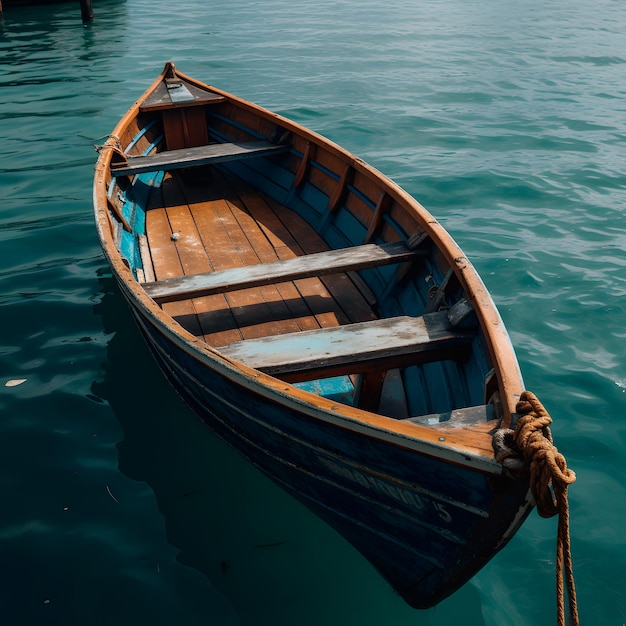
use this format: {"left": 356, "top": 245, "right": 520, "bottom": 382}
{"left": 493, "top": 391, "right": 579, "bottom": 626}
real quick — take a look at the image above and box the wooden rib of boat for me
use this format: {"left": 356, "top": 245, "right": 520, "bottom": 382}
{"left": 93, "top": 62, "right": 534, "bottom": 608}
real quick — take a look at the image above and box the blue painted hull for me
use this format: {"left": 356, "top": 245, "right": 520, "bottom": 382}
{"left": 121, "top": 291, "right": 531, "bottom": 608}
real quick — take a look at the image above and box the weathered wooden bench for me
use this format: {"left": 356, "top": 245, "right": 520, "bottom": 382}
{"left": 142, "top": 240, "right": 428, "bottom": 304}
{"left": 219, "top": 308, "right": 475, "bottom": 382}
{"left": 110, "top": 140, "right": 289, "bottom": 176}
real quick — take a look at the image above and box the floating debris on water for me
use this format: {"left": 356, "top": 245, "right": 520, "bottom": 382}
{"left": 5, "top": 379, "right": 27, "bottom": 387}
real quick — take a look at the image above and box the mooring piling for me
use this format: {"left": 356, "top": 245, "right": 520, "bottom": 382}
{"left": 80, "top": 0, "right": 93, "bottom": 22}
{"left": 0, "top": 1, "right": 94, "bottom": 21}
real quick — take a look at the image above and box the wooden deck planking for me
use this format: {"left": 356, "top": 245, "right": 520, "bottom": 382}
{"left": 175, "top": 202, "right": 244, "bottom": 346}
{"left": 217, "top": 176, "right": 349, "bottom": 331}
{"left": 214, "top": 171, "right": 374, "bottom": 327}
{"left": 204, "top": 196, "right": 304, "bottom": 340}
{"left": 145, "top": 166, "right": 380, "bottom": 347}
{"left": 159, "top": 175, "right": 242, "bottom": 345}
{"left": 264, "top": 195, "right": 379, "bottom": 324}
{"left": 207, "top": 170, "right": 350, "bottom": 332}
{"left": 177, "top": 188, "right": 288, "bottom": 341}
{"left": 178, "top": 178, "right": 313, "bottom": 342}
{"left": 214, "top": 196, "right": 330, "bottom": 336}
{"left": 144, "top": 181, "right": 204, "bottom": 338}
{"left": 160, "top": 176, "right": 213, "bottom": 276}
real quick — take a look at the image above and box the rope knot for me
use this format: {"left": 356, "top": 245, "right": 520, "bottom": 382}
{"left": 493, "top": 390, "right": 579, "bottom": 626}
{"left": 513, "top": 391, "right": 576, "bottom": 518}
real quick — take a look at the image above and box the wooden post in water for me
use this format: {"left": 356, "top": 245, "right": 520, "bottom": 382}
{"left": 0, "top": 1, "right": 92, "bottom": 20}
{"left": 80, "top": 0, "right": 93, "bottom": 23}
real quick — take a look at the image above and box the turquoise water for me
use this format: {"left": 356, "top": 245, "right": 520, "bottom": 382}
{"left": 1, "top": 0, "right": 625, "bottom": 623}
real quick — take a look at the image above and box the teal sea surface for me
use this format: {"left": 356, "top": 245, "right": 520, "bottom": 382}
{"left": 1, "top": 0, "right": 625, "bottom": 624}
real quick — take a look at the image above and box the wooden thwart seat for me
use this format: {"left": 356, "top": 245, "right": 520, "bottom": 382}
{"left": 111, "top": 140, "right": 289, "bottom": 176}
{"left": 143, "top": 240, "right": 427, "bottom": 304}
{"left": 219, "top": 310, "right": 475, "bottom": 382}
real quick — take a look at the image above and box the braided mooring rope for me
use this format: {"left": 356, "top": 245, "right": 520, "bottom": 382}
{"left": 493, "top": 391, "right": 579, "bottom": 626}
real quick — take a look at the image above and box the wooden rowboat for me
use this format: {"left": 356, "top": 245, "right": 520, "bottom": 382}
{"left": 93, "top": 62, "right": 534, "bottom": 608}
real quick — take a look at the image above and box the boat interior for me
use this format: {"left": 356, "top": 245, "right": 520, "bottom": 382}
{"left": 104, "top": 69, "right": 500, "bottom": 432}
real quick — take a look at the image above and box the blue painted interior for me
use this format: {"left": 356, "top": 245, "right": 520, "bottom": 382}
{"left": 293, "top": 376, "right": 355, "bottom": 405}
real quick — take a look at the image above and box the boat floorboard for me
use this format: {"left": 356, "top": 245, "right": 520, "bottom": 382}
{"left": 144, "top": 169, "right": 378, "bottom": 346}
